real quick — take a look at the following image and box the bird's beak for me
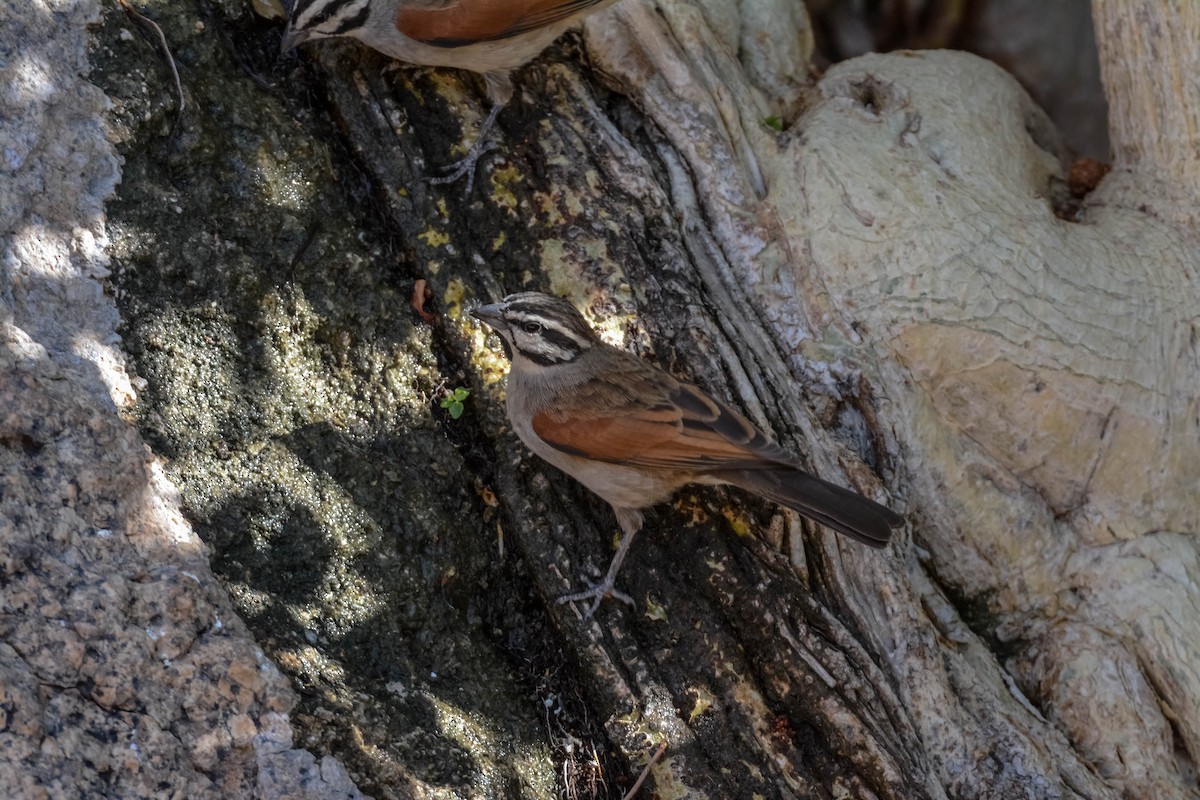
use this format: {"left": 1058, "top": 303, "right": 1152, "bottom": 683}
{"left": 470, "top": 303, "right": 506, "bottom": 329}
{"left": 280, "top": 24, "right": 310, "bottom": 54}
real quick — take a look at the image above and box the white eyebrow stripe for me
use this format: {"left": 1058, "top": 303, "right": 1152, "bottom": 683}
{"left": 506, "top": 309, "right": 593, "bottom": 350}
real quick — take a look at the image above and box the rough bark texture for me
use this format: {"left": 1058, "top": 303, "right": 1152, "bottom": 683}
{"left": 1092, "top": 0, "right": 1200, "bottom": 212}
{"left": 3, "top": 0, "right": 1197, "bottom": 798}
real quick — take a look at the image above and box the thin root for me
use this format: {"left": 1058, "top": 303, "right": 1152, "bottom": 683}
{"left": 117, "top": 0, "right": 185, "bottom": 116}
{"left": 621, "top": 741, "right": 668, "bottom": 800}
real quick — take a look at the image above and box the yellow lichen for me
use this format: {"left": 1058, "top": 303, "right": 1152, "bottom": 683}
{"left": 489, "top": 164, "right": 523, "bottom": 213}
{"left": 419, "top": 226, "right": 450, "bottom": 248}
{"left": 644, "top": 597, "right": 668, "bottom": 622}
{"left": 722, "top": 507, "right": 754, "bottom": 538}
{"left": 442, "top": 278, "right": 466, "bottom": 319}
{"left": 688, "top": 685, "right": 715, "bottom": 723}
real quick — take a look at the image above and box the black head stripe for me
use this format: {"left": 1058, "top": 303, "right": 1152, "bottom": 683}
{"left": 292, "top": 0, "right": 366, "bottom": 31}
{"left": 521, "top": 348, "right": 564, "bottom": 367}
{"left": 502, "top": 294, "right": 598, "bottom": 344}
{"left": 331, "top": 4, "right": 369, "bottom": 33}
{"left": 538, "top": 326, "right": 591, "bottom": 361}
{"left": 498, "top": 293, "right": 602, "bottom": 366}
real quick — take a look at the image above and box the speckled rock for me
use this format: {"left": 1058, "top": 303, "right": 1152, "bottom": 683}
{"left": 0, "top": 1, "right": 364, "bottom": 797}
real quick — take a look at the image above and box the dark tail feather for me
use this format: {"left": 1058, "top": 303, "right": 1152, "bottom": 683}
{"left": 717, "top": 468, "right": 903, "bottom": 548}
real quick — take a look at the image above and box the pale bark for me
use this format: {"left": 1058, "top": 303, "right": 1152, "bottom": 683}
{"left": 1092, "top": 0, "right": 1200, "bottom": 219}
{"left": 577, "top": 0, "right": 1200, "bottom": 797}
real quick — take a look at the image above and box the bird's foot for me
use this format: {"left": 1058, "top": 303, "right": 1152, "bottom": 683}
{"left": 425, "top": 101, "right": 504, "bottom": 194}
{"left": 425, "top": 137, "right": 499, "bottom": 194}
{"left": 556, "top": 577, "right": 634, "bottom": 619}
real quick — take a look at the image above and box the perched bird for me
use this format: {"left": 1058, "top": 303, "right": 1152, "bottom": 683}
{"left": 280, "top": 0, "right": 621, "bottom": 188}
{"left": 472, "top": 292, "right": 904, "bottom": 614}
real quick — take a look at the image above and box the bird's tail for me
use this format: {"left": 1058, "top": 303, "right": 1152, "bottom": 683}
{"left": 715, "top": 468, "right": 903, "bottom": 548}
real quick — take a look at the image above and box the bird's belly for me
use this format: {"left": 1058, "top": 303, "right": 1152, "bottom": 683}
{"left": 386, "top": 31, "right": 561, "bottom": 74}
{"left": 554, "top": 458, "right": 677, "bottom": 510}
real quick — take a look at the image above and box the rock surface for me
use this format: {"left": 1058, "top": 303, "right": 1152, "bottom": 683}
{"left": 0, "top": 1, "right": 363, "bottom": 797}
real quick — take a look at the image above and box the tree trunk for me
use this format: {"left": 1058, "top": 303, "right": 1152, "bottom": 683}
{"left": 3, "top": 0, "right": 1197, "bottom": 798}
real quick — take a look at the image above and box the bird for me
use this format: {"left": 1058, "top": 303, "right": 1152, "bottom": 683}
{"left": 471, "top": 292, "right": 904, "bottom": 615}
{"left": 280, "top": 0, "right": 622, "bottom": 189}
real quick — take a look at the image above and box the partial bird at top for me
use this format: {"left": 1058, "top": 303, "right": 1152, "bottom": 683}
{"left": 281, "top": 0, "right": 622, "bottom": 190}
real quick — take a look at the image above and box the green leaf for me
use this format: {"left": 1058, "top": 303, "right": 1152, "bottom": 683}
{"left": 764, "top": 115, "right": 784, "bottom": 131}
{"left": 439, "top": 387, "right": 470, "bottom": 418}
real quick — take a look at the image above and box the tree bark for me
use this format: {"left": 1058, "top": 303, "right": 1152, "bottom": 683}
{"left": 1092, "top": 0, "right": 1200, "bottom": 220}
{"left": 4, "top": 0, "right": 1197, "bottom": 798}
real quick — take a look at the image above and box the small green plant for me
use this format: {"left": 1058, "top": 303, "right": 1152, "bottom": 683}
{"left": 440, "top": 386, "right": 471, "bottom": 419}
{"left": 763, "top": 115, "right": 784, "bottom": 131}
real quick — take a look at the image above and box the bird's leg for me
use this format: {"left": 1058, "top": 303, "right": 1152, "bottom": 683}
{"left": 427, "top": 71, "right": 512, "bottom": 193}
{"left": 556, "top": 529, "right": 638, "bottom": 616}
{"left": 557, "top": 508, "right": 643, "bottom": 618}
{"left": 426, "top": 101, "right": 503, "bottom": 192}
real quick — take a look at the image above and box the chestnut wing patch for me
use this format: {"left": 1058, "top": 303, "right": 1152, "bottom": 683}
{"left": 532, "top": 383, "right": 792, "bottom": 471}
{"left": 398, "top": 0, "right": 609, "bottom": 46}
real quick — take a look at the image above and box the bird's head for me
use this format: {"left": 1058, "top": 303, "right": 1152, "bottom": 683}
{"left": 281, "top": 0, "right": 385, "bottom": 52}
{"left": 471, "top": 292, "right": 600, "bottom": 369}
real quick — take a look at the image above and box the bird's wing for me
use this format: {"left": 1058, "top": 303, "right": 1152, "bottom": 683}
{"left": 532, "top": 371, "right": 794, "bottom": 472}
{"left": 533, "top": 357, "right": 905, "bottom": 545}
{"left": 397, "top": 0, "right": 610, "bottom": 46}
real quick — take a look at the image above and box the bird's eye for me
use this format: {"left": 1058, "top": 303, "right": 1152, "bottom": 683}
{"left": 521, "top": 320, "right": 543, "bottom": 334}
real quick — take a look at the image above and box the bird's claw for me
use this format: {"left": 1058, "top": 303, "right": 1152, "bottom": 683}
{"left": 425, "top": 138, "right": 499, "bottom": 194}
{"left": 556, "top": 578, "right": 634, "bottom": 619}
